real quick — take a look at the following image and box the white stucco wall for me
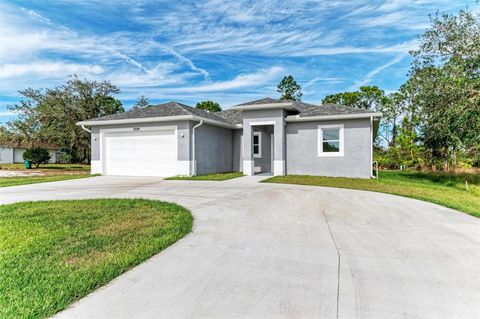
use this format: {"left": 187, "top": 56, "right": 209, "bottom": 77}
{"left": 0, "top": 148, "right": 57, "bottom": 164}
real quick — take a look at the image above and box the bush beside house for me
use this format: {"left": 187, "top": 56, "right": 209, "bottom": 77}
{"left": 22, "top": 147, "right": 51, "bottom": 168}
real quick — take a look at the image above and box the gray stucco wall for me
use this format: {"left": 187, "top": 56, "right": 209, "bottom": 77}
{"left": 90, "top": 121, "right": 192, "bottom": 163}
{"left": 232, "top": 129, "right": 243, "bottom": 172}
{"left": 286, "top": 118, "right": 372, "bottom": 178}
{"left": 194, "top": 123, "right": 232, "bottom": 175}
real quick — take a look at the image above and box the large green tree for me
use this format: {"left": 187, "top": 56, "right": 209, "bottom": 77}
{"left": 196, "top": 100, "right": 222, "bottom": 112}
{"left": 277, "top": 75, "right": 302, "bottom": 101}
{"left": 322, "top": 86, "right": 401, "bottom": 146}
{"left": 5, "top": 75, "right": 124, "bottom": 162}
{"left": 322, "top": 86, "right": 386, "bottom": 110}
{"left": 322, "top": 91, "right": 361, "bottom": 108}
{"left": 408, "top": 10, "right": 480, "bottom": 167}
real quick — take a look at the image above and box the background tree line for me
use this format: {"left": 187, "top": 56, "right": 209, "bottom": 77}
{"left": 322, "top": 10, "right": 480, "bottom": 171}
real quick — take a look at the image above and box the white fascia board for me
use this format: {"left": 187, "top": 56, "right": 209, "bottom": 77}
{"left": 285, "top": 112, "right": 382, "bottom": 122}
{"left": 77, "top": 115, "right": 237, "bottom": 129}
{"left": 77, "top": 115, "right": 194, "bottom": 126}
{"left": 230, "top": 102, "right": 295, "bottom": 111}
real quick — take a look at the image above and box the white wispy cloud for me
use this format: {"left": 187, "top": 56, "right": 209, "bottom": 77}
{"left": 0, "top": 62, "right": 103, "bottom": 79}
{"left": 148, "top": 41, "right": 210, "bottom": 80}
{"left": 349, "top": 54, "right": 407, "bottom": 90}
{"left": 158, "top": 66, "right": 284, "bottom": 93}
{"left": 0, "top": 0, "right": 474, "bottom": 110}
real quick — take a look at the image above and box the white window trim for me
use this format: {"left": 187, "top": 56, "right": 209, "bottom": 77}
{"left": 253, "top": 132, "right": 262, "bottom": 158}
{"left": 317, "top": 124, "right": 344, "bottom": 157}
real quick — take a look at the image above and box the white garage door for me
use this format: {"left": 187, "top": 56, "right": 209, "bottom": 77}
{"left": 105, "top": 129, "right": 177, "bottom": 177}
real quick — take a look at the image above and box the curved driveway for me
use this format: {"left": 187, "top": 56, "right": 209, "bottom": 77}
{"left": 1, "top": 176, "right": 479, "bottom": 318}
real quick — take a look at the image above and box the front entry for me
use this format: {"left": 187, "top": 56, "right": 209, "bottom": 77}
{"left": 241, "top": 109, "right": 286, "bottom": 176}
{"left": 252, "top": 126, "right": 273, "bottom": 174}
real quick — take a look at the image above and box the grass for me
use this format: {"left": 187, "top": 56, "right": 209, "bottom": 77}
{"left": 166, "top": 171, "right": 244, "bottom": 181}
{"left": 0, "top": 174, "right": 97, "bottom": 187}
{"left": 263, "top": 170, "right": 480, "bottom": 218}
{"left": 0, "top": 198, "right": 193, "bottom": 319}
{"left": 0, "top": 163, "right": 90, "bottom": 171}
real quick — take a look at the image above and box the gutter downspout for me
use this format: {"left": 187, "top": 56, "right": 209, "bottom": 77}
{"left": 81, "top": 125, "right": 91, "bottom": 134}
{"left": 192, "top": 120, "right": 204, "bottom": 176}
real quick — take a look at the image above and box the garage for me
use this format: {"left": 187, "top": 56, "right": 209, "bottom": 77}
{"left": 104, "top": 129, "right": 177, "bottom": 177}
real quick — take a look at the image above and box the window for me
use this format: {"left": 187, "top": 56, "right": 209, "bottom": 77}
{"left": 253, "top": 132, "right": 262, "bottom": 158}
{"left": 318, "top": 124, "right": 344, "bottom": 156}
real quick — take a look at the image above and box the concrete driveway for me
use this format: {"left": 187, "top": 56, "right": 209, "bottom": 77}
{"left": 1, "top": 176, "right": 479, "bottom": 318}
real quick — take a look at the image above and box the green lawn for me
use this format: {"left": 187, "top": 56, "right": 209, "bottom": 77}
{"left": 263, "top": 170, "right": 480, "bottom": 218}
{"left": 166, "top": 171, "right": 244, "bottom": 181}
{"left": 0, "top": 163, "right": 90, "bottom": 171}
{"left": 0, "top": 174, "right": 97, "bottom": 187}
{"left": 0, "top": 199, "right": 192, "bottom": 319}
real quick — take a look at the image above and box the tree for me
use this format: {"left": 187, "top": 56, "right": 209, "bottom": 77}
{"left": 378, "top": 92, "right": 405, "bottom": 146}
{"left": 196, "top": 100, "right": 222, "bottom": 112}
{"left": 22, "top": 147, "right": 50, "bottom": 168}
{"left": 131, "top": 96, "right": 151, "bottom": 110}
{"left": 6, "top": 75, "right": 124, "bottom": 163}
{"left": 322, "top": 91, "right": 361, "bottom": 108}
{"left": 277, "top": 75, "right": 302, "bottom": 101}
{"left": 322, "top": 86, "right": 385, "bottom": 110}
{"left": 408, "top": 10, "right": 480, "bottom": 168}
{"left": 322, "top": 86, "right": 402, "bottom": 146}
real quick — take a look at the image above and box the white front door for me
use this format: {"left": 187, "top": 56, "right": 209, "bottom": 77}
{"left": 104, "top": 129, "right": 177, "bottom": 177}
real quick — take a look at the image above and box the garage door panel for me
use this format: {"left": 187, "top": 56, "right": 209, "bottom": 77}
{"left": 104, "top": 129, "right": 177, "bottom": 177}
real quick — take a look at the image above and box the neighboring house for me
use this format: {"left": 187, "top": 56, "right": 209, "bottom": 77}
{"left": 0, "top": 143, "right": 59, "bottom": 164}
{"left": 77, "top": 98, "right": 381, "bottom": 178}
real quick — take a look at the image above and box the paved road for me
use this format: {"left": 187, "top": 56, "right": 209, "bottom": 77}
{"left": 1, "top": 176, "right": 479, "bottom": 318}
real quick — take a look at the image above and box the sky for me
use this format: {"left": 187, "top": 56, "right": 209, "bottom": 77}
{"left": 0, "top": 0, "right": 477, "bottom": 124}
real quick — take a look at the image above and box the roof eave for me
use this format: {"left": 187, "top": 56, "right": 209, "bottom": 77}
{"left": 285, "top": 112, "right": 382, "bottom": 122}
{"left": 230, "top": 102, "right": 295, "bottom": 111}
{"left": 77, "top": 115, "right": 237, "bottom": 129}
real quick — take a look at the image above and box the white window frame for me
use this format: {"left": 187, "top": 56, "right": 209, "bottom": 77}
{"left": 253, "top": 132, "right": 262, "bottom": 158}
{"left": 318, "top": 124, "right": 344, "bottom": 157}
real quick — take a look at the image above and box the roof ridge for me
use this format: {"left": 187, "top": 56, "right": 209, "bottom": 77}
{"left": 174, "top": 102, "right": 233, "bottom": 123}
{"left": 169, "top": 101, "right": 193, "bottom": 116}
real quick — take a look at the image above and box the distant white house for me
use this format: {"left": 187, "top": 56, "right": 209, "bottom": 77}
{"left": 0, "top": 143, "right": 59, "bottom": 164}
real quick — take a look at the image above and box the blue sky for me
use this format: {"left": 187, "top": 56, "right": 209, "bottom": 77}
{"left": 0, "top": 0, "right": 476, "bottom": 123}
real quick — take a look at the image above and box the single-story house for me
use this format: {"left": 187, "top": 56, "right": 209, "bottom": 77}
{"left": 0, "top": 143, "right": 58, "bottom": 164}
{"left": 77, "top": 98, "right": 381, "bottom": 178}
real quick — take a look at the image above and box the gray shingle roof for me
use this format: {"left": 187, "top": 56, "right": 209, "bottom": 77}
{"left": 234, "top": 97, "right": 285, "bottom": 106}
{"left": 231, "top": 98, "right": 375, "bottom": 119}
{"left": 84, "top": 98, "right": 377, "bottom": 125}
{"left": 292, "top": 101, "right": 373, "bottom": 117}
{"left": 87, "top": 102, "right": 231, "bottom": 124}
{"left": 215, "top": 109, "right": 243, "bottom": 124}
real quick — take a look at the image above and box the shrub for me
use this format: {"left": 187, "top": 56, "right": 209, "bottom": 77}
{"left": 23, "top": 147, "right": 51, "bottom": 168}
